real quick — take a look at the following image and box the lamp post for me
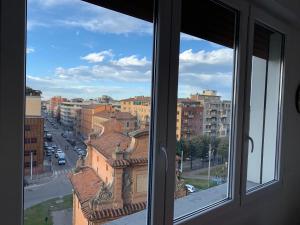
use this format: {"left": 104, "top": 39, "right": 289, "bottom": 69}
{"left": 30, "top": 151, "right": 33, "bottom": 180}
{"left": 208, "top": 143, "right": 215, "bottom": 188}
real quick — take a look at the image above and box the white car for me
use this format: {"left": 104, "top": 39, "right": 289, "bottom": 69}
{"left": 185, "top": 184, "right": 197, "bottom": 193}
{"left": 55, "top": 149, "right": 63, "bottom": 158}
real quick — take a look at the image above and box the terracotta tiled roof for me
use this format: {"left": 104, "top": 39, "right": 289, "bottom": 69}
{"left": 107, "top": 159, "right": 130, "bottom": 168}
{"left": 127, "top": 157, "right": 148, "bottom": 165}
{"left": 94, "top": 111, "right": 135, "bottom": 120}
{"left": 120, "top": 96, "right": 151, "bottom": 102}
{"left": 89, "top": 202, "right": 147, "bottom": 221}
{"left": 69, "top": 167, "right": 147, "bottom": 221}
{"left": 90, "top": 132, "right": 131, "bottom": 159}
{"left": 69, "top": 167, "right": 101, "bottom": 204}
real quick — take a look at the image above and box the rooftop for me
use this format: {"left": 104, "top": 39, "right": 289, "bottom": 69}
{"left": 94, "top": 111, "right": 136, "bottom": 120}
{"left": 69, "top": 167, "right": 101, "bottom": 205}
{"left": 120, "top": 96, "right": 151, "bottom": 102}
{"left": 90, "top": 132, "right": 131, "bottom": 160}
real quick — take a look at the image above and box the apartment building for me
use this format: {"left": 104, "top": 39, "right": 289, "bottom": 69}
{"left": 120, "top": 96, "right": 151, "bottom": 125}
{"left": 80, "top": 104, "right": 113, "bottom": 139}
{"left": 49, "top": 96, "right": 67, "bottom": 119}
{"left": 121, "top": 96, "right": 204, "bottom": 140}
{"left": 60, "top": 101, "right": 90, "bottom": 129}
{"left": 191, "top": 90, "right": 232, "bottom": 137}
{"left": 176, "top": 99, "right": 203, "bottom": 140}
{"left": 24, "top": 93, "right": 44, "bottom": 175}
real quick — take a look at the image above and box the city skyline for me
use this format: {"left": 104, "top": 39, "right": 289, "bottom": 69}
{"left": 26, "top": 0, "right": 234, "bottom": 100}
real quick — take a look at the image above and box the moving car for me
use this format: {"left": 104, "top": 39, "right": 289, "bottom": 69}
{"left": 57, "top": 152, "right": 66, "bottom": 165}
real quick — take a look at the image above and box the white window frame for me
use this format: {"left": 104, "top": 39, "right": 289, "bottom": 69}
{"left": 169, "top": 0, "right": 251, "bottom": 224}
{"left": 241, "top": 4, "right": 288, "bottom": 206}
{"left": 0, "top": 0, "right": 290, "bottom": 225}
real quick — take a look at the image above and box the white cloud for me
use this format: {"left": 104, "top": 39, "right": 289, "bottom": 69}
{"left": 111, "top": 55, "right": 150, "bottom": 67}
{"left": 81, "top": 50, "right": 113, "bottom": 63}
{"left": 180, "top": 33, "right": 202, "bottom": 41}
{"left": 27, "top": 20, "right": 49, "bottom": 31}
{"left": 58, "top": 6, "right": 153, "bottom": 35}
{"left": 180, "top": 48, "right": 233, "bottom": 65}
{"left": 26, "top": 48, "right": 35, "bottom": 54}
{"left": 28, "top": 0, "right": 75, "bottom": 8}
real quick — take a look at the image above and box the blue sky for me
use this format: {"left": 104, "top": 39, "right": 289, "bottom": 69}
{"left": 26, "top": 0, "right": 234, "bottom": 100}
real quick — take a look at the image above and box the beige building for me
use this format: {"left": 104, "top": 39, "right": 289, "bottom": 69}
{"left": 93, "top": 111, "right": 137, "bottom": 135}
{"left": 69, "top": 117, "right": 186, "bottom": 225}
{"left": 60, "top": 101, "right": 90, "bottom": 129}
{"left": 120, "top": 96, "right": 151, "bottom": 126}
{"left": 25, "top": 95, "right": 44, "bottom": 175}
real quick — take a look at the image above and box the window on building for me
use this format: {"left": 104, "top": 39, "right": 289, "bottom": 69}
{"left": 246, "top": 24, "right": 284, "bottom": 191}
{"left": 25, "top": 125, "right": 30, "bottom": 131}
{"left": 30, "top": 138, "right": 37, "bottom": 143}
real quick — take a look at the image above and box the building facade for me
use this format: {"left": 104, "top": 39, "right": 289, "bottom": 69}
{"left": 121, "top": 96, "right": 204, "bottom": 140}
{"left": 69, "top": 118, "right": 186, "bottom": 225}
{"left": 49, "top": 96, "right": 67, "bottom": 119}
{"left": 60, "top": 101, "right": 89, "bottom": 129}
{"left": 80, "top": 104, "right": 113, "bottom": 139}
{"left": 191, "top": 90, "right": 232, "bottom": 137}
{"left": 176, "top": 99, "right": 203, "bottom": 140}
{"left": 120, "top": 96, "right": 151, "bottom": 125}
{"left": 93, "top": 111, "right": 137, "bottom": 135}
{"left": 25, "top": 95, "right": 44, "bottom": 175}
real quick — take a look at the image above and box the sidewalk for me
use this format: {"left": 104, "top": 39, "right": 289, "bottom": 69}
{"left": 24, "top": 160, "right": 53, "bottom": 187}
{"left": 52, "top": 209, "right": 72, "bottom": 225}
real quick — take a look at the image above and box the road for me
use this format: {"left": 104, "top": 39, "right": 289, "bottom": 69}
{"left": 24, "top": 113, "right": 86, "bottom": 209}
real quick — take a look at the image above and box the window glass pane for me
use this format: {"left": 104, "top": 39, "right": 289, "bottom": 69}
{"left": 24, "top": 1, "right": 153, "bottom": 225}
{"left": 173, "top": 0, "right": 237, "bottom": 220}
{"left": 246, "top": 24, "right": 284, "bottom": 190}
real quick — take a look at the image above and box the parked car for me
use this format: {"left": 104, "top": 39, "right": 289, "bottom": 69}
{"left": 46, "top": 150, "right": 51, "bottom": 156}
{"left": 55, "top": 149, "right": 63, "bottom": 158}
{"left": 47, "top": 146, "right": 55, "bottom": 153}
{"left": 185, "top": 184, "right": 197, "bottom": 193}
{"left": 78, "top": 150, "right": 87, "bottom": 157}
{"left": 46, "top": 133, "right": 53, "bottom": 142}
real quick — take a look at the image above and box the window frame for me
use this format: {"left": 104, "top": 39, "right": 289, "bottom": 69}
{"left": 240, "top": 4, "right": 288, "bottom": 205}
{"left": 170, "top": 0, "right": 250, "bottom": 224}
{"left": 0, "top": 0, "right": 290, "bottom": 225}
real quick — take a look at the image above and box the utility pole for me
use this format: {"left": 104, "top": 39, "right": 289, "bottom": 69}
{"left": 30, "top": 151, "right": 33, "bottom": 180}
{"left": 208, "top": 144, "right": 211, "bottom": 188}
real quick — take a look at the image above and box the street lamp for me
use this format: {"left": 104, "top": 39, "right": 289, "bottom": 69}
{"left": 208, "top": 143, "right": 215, "bottom": 188}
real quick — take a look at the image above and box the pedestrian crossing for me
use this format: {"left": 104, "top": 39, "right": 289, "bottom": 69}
{"left": 53, "top": 168, "right": 74, "bottom": 176}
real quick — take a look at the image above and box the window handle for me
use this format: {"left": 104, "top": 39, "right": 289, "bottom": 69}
{"left": 247, "top": 135, "right": 254, "bottom": 153}
{"left": 161, "top": 146, "right": 168, "bottom": 172}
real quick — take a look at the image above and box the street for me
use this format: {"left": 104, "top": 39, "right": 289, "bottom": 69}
{"left": 24, "top": 113, "right": 85, "bottom": 209}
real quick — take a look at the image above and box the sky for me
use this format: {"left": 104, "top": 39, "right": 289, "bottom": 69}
{"left": 26, "top": 0, "right": 234, "bottom": 100}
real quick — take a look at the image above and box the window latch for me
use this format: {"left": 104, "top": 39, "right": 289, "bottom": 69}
{"left": 247, "top": 135, "right": 254, "bottom": 153}
{"left": 161, "top": 146, "right": 168, "bottom": 172}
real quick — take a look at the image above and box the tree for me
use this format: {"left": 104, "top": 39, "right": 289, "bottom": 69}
{"left": 215, "top": 137, "right": 229, "bottom": 163}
